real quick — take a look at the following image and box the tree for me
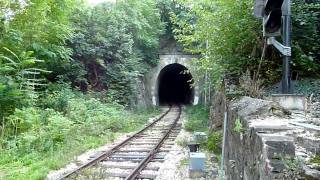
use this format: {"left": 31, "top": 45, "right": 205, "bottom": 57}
{"left": 68, "top": 0, "right": 164, "bottom": 105}
{"left": 172, "top": 0, "right": 320, "bottom": 92}
{"left": 172, "top": 0, "right": 261, "bottom": 88}
{"left": 0, "top": 0, "right": 79, "bottom": 81}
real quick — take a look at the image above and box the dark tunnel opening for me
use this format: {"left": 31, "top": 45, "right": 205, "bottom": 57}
{"left": 158, "top": 63, "right": 194, "bottom": 105}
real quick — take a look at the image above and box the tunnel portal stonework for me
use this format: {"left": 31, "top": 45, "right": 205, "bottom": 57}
{"left": 145, "top": 54, "right": 200, "bottom": 106}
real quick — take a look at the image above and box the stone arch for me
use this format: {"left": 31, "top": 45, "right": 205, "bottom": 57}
{"left": 145, "top": 54, "right": 199, "bottom": 106}
{"left": 156, "top": 63, "right": 194, "bottom": 105}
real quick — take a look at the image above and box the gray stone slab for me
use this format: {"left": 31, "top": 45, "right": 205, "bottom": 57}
{"left": 272, "top": 94, "right": 306, "bottom": 111}
{"left": 290, "top": 122, "right": 320, "bottom": 132}
{"left": 254, "top": 125, "right": 293, "bottom": 133}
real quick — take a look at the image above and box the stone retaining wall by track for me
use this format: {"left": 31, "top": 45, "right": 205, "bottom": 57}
{"left": 223, "top": 97, "right": 320, "bottom": 180}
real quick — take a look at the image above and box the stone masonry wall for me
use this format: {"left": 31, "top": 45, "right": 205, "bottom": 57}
{"left": 223, "top": 97, "right": 320, "bottom": 179}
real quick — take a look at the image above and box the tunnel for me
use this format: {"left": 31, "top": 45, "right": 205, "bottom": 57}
{"left": 157, "top": 63, "right": 194, "bottom": 105}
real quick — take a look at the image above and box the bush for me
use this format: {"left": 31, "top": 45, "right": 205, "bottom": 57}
{"left": 5, "top": 107, "right": 41, "bottom": 135}
{"left": 0, "top": 78, "right": 24, "bottom": 120}
{"left": 38, "top": 85, "right": 77, "bottom": 113}
{"left": 46, "top": 114, "right": 73, "bottom": 144}
{"left": 3, "top": 108, "right": 72, "bottom": 154}
{"left": 207, "top": 131, "right": 223, "bottom": 154}
{"left": 0, "top": 88, "right": 161, "bottom": 179}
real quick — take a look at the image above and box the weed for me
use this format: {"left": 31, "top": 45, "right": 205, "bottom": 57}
{"left": 207, "top": 131, "right": 222, "bottom": 155}
{"left": 310, "top": 155, "right": 320, "bottom": 165}
{"left": 282, "top": 156, "right": 304, "bottom": 179}
{"left": 239, "top": 69, "right": 264, "bottom": 98}
{"left": 233, "top": 118, "right": 244, "bottom": 133}
{"left": 184, "top": 105, "right": 209, "bottom": 132}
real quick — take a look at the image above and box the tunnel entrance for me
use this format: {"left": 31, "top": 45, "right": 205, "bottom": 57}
{"left": 157, "top": 63, "right": 194, "bottom": 105}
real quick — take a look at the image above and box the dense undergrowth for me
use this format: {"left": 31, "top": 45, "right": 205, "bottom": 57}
{"left": 0, "top": 1, "right": 164, "bottom": 178}
{"left": 0, "top": 86, "right": 160, "bottom": 179}
{"left": 0, "top": 1, "right": 174, "bottom": 179}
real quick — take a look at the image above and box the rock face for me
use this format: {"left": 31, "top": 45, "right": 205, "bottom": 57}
{"left": 209, "top": 92, "right": 226, "bottom": 132}
{"left": 135, "top": 77, "right": 151, "bottom": 108}
{"left": 223, "top": 97, "right": 320, "bottom": 180}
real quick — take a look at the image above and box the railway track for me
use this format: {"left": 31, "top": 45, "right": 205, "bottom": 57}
{"left": 58, "top": 106, "right": 182, "bottom": 180}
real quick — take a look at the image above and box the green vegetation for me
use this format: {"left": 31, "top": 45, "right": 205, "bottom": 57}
{"left": 233, "top": 118, "right": 244, "bottom": 133}
{"left": 179, "top": 157, "right": 190, "bottom": 167}
{"left": 282, "top": 156, "right": 304, "bottom": 179}
{"left": 172, "top": 0, "right": 320, "bottom": 94}
{"left": 310, "top": 155, "right": 320, "bottom": 165}
{"left": 184, "top": 105, "right": 222, "bottom": 158}
{"left": 293, "top": 79, "right": 320, "bottom": 101}
{"left": 184, "top": 105, "right": 209, "bottom": 132}
{"left": 0, "top": 0, "right": 165, "bottom": 114}
{"left": 0, "top": 1, "right": 164, "bottom": 178}
{"left": 265, "top": 79, "right": 320, "bottom": 100}
{"left": 0, "top": 0, "right": 319, "bottom": 178}
{"left": 176, "top": 138, "right": 188, "bottom": 148}
{"left": 68, "top": 1, "right": 164, "bottom": 105}
{"left": 291, "top": 0, "right": 320, "bottom": 76}
{"left": 207, "top": 131, "right": 222, "bottom": 155}
{"left": 0, "top": 87, "right": 160, "bottom": 179}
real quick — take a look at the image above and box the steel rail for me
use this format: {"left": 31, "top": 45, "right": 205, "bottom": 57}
{"left": 57, "top": 106, "right": 172, "bottom": 180}
{"left": 125, "top": 106, "right": 181, "bottom": 180}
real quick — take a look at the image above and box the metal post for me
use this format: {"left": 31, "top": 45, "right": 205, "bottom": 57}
{"left": 281, "top": 0, "right": 292, "bottom": 94}
{"left": 221, "top": 111, "right": 227, "bottom": 168}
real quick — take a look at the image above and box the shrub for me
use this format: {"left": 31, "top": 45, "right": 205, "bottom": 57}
{"left": 207, "top": 131, "right": 222, "bottom": 154}
{"left": 46, "top": 114, "right": 73, "bottom": 144}
{"left": 3, "top": 108, "right": 72, "bottom": 154}
{"left": 38, "top": 85, "right": 77, "bottom": 113}
{"left": 5, "top": 107, "right": 41, "bottom": 136}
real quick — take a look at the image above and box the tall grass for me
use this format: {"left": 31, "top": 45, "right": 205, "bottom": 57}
{"left": 0, "top": 89, "right": 160, "bottom": 179}
{"left": 184, "top": 105, "right": 209, "bottom": 132}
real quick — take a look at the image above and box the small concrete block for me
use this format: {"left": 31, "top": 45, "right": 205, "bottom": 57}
{"left": 272, "top": 94, "right": 306, "bottom": 110}
{"left": 190, "top": 152, "right": 206, "bottom": 171}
